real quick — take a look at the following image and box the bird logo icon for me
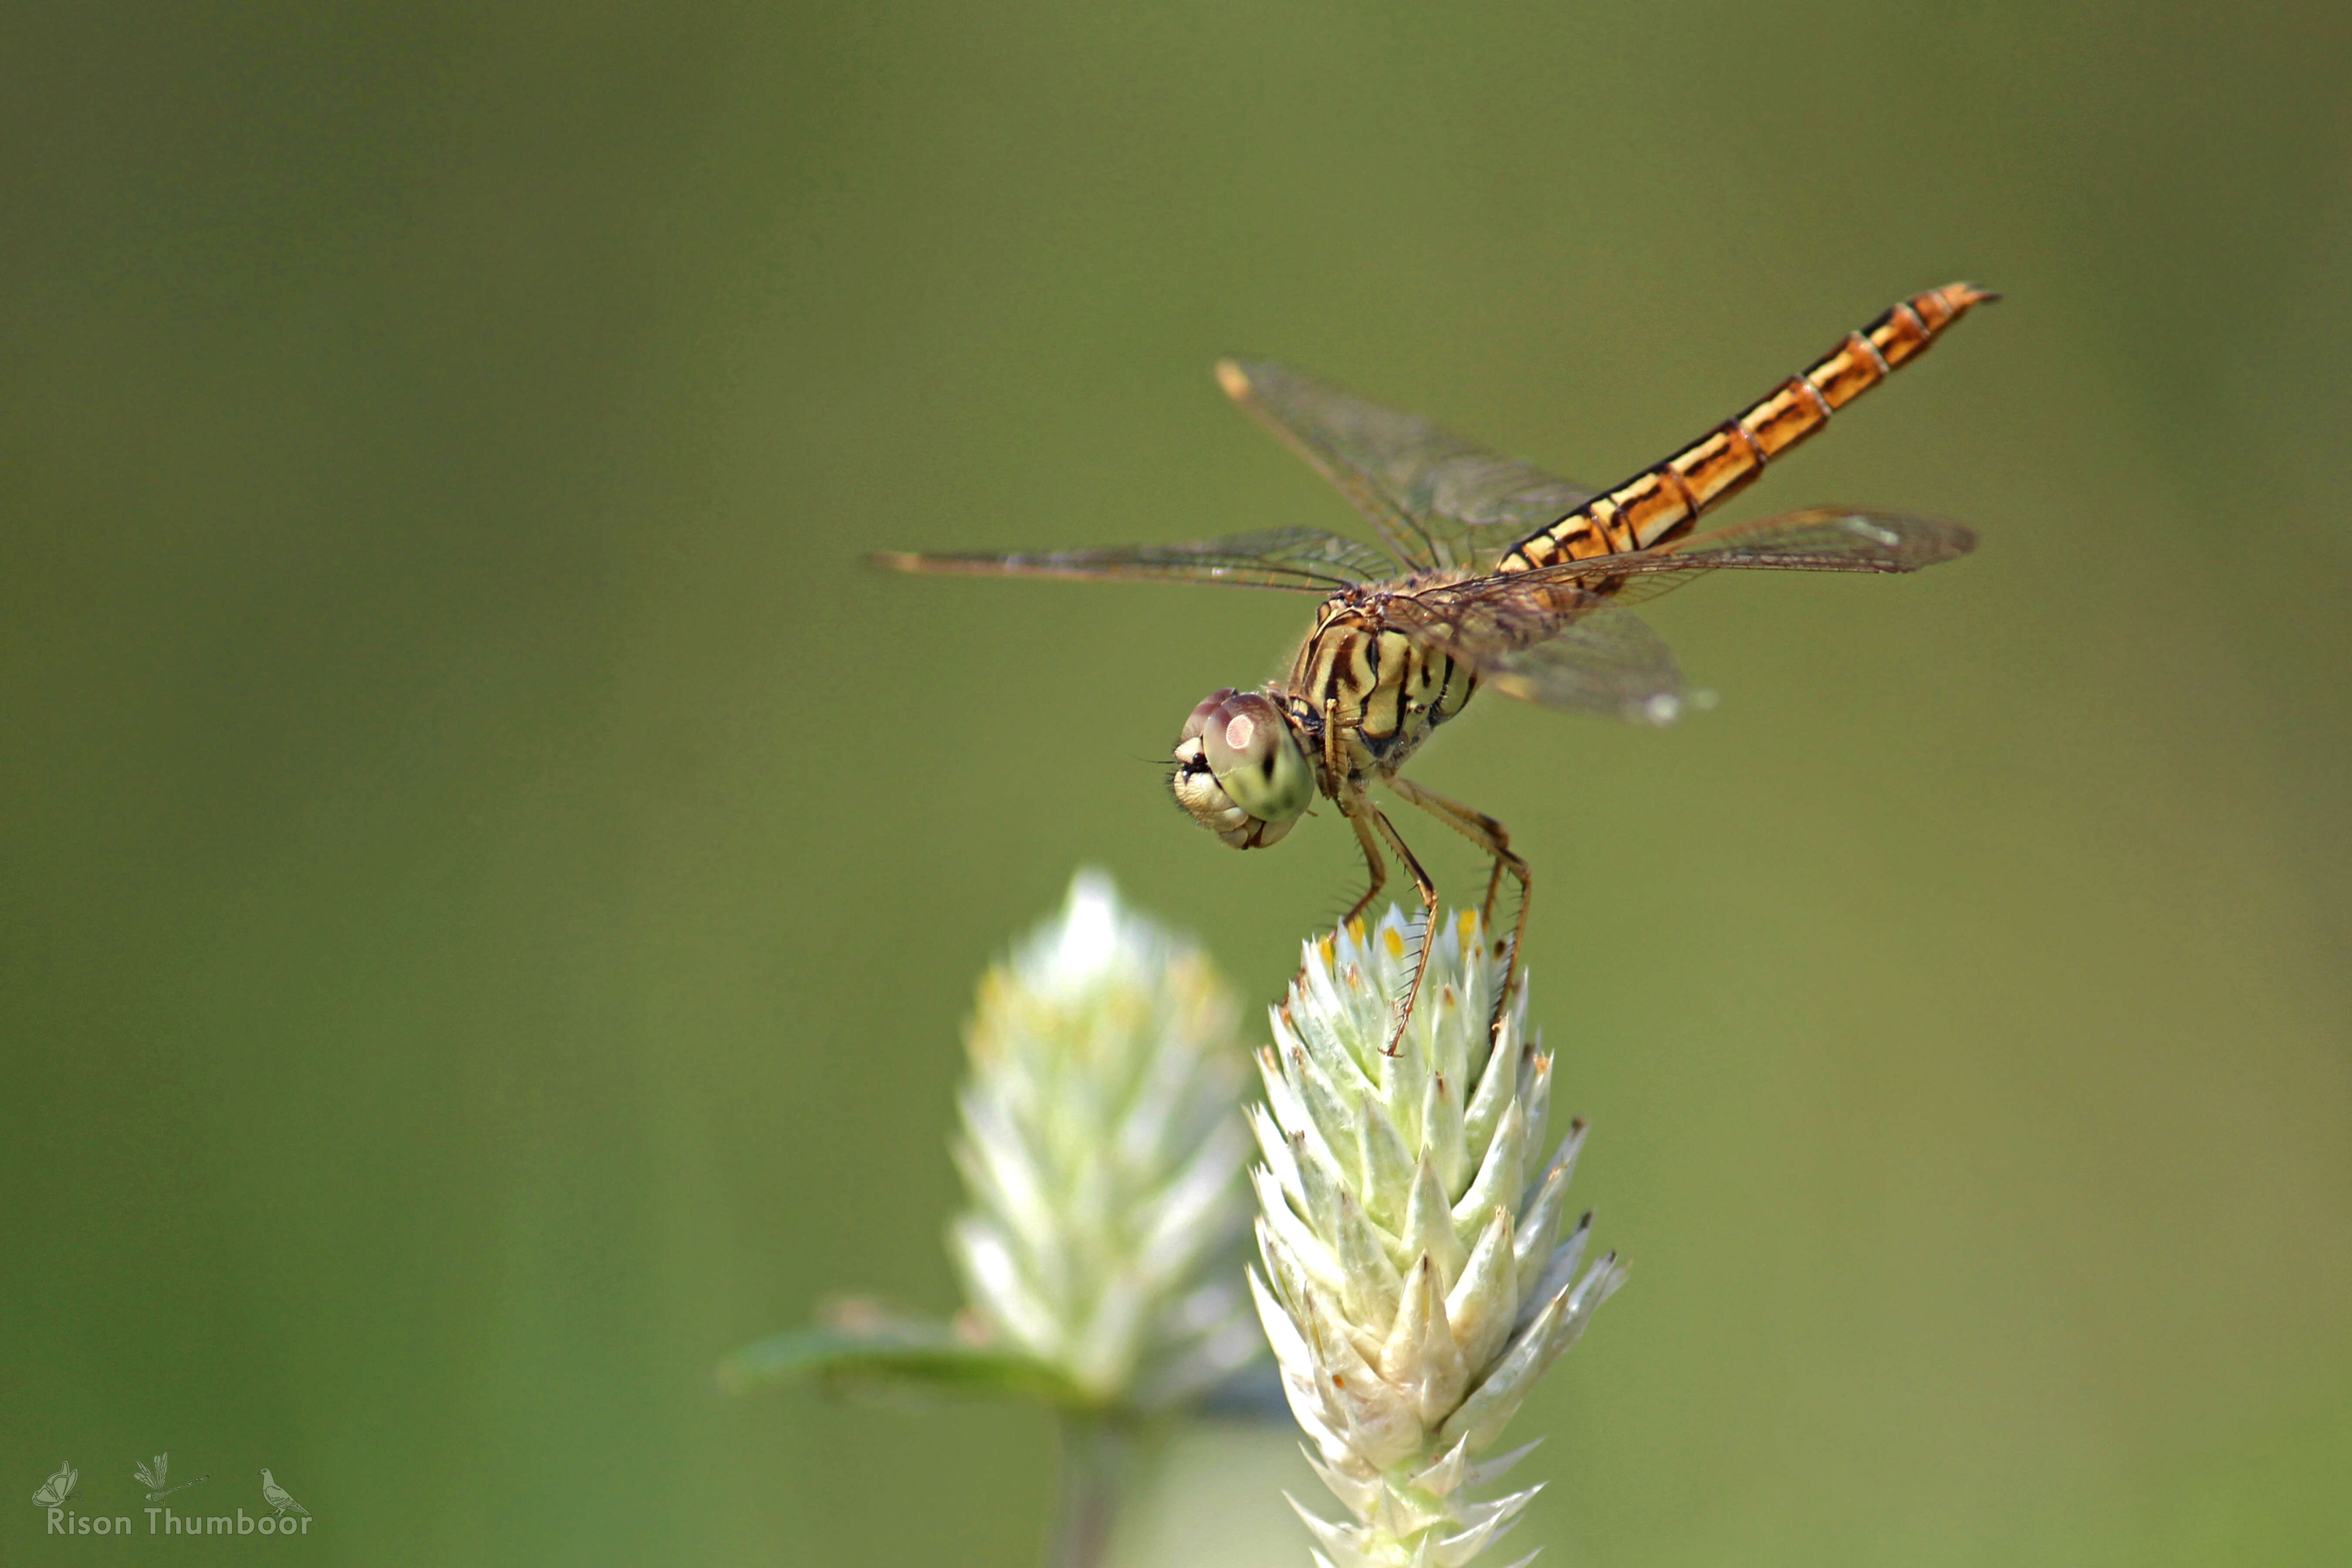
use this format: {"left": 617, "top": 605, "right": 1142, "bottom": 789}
{"left": 259, "top": 1469, "right": 309, "bottom": 1518}
{"left": 31, "top": 1462, "right": 77, "bottom": 1508}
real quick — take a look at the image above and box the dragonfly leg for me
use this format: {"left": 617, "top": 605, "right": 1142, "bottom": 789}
{"left": 1294, "top": 799, "right": 1387, "bottom": 1009}
{"left": 1362, "top": 803, "right": 1443, "bottom": 1058}
{"left": 1340, "top": 803, "right": 1390, "bottom": 930}
{"left": 1386, "top": 775, "right": 1533, "bottom": 1035}
{"left": 1320, "top": 695, "right": 1349, "bottom": 791}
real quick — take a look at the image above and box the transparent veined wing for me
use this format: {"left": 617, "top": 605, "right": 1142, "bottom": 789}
{"left": 1217, "top": 358, "right": 1594, "bottom": 574}
{"left": 870, "top": 526, "right": 1400, "bottom": 593}
{"left": 1467, "top": 607, "right": 1684, "bottom": 722}
{"left": 1387, "top": 579, "right": 1684, "bottom": 722}
{"left": 1389, "top": 504, "right": 1970, "bottom": 718}
{"left": 1520, "top": 508, "right": 1977, "bottom": 608}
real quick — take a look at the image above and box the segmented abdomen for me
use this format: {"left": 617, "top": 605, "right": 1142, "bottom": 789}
{"left": 1495, "top": 282, "right": 1996, "bottom": 573}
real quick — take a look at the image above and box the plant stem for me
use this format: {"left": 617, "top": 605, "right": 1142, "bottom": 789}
{"left": 1043, "top": 1411, "right": 1132, "bottom": 1568}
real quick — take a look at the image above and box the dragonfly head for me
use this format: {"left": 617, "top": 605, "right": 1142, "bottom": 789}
{"left": 1172, "top": 689, "right": 1315, "bottom": 849}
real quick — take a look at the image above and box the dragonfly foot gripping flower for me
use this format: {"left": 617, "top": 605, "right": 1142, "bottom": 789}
{"left": 1251, "top": 908, "right": 1625, "bottom": 1566}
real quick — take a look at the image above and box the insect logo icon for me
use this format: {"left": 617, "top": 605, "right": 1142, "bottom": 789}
{"left": 30, "top": 1463, "right": 76, "bottom": 1509}
{"left": 134, "top": 1453, "right": 209, "bottom": 1503}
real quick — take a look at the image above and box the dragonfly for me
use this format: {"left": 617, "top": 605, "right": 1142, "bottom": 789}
{"left": 879, "top": 283, "right": 1994, "bottom": 1049}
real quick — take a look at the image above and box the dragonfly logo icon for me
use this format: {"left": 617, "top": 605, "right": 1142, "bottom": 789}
{"left": 133, "top": 1453, "right": 208, "bottom": 1503}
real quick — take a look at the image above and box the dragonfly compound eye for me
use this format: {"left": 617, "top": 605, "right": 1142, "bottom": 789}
{"left": 1170, "top": 689, "right": 1311, "bottom": 849}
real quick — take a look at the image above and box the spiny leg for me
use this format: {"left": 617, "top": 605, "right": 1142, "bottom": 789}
{"left": 1386, "top": 774, "right": 1533, "bottom": 1033}
{"left": 1320, "top": 695, "right": 1348, "bottom": 788}
{"left": 1362, "top": 802, "right": 1443, "bottom": 1058}
{"left": 1340, "top": 803, "right": 1391, "bottom": 929}
{"left": 1385, "top": 775, "right": 1531, "bottom": 934}
{"left": 1323, "top": 711, "right": 1398, "bottom": 982}
{"left": 1288, "top": 796, "right": 1390, "bottom": 1007}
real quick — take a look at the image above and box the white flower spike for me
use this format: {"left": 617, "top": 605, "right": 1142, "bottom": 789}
{"left": 1252, "top": 907, "right": 1626, "bottom": 1567}
{"left": 949, "top": 868, "right": 1261, "bottom": 1411}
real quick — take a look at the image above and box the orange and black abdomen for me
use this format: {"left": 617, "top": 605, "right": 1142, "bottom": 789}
{"left": 1495, "top": 283, "right": 1997, "bottom": 574}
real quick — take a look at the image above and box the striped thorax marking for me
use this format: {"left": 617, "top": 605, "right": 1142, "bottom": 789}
{"left": 1288, "top": 594, "right": 1476, "bottom": 788}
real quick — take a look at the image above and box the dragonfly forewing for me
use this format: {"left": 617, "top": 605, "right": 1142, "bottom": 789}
{"left": 871, "top": 525, "right": 1399, "bottom": 592}
{"left": 1217, "top": 358, "right": 1595, "bottom": 574}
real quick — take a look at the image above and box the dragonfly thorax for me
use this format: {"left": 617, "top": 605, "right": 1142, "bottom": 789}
{"left": 1286, "top": 602, "right": 1478, "bottom": 790}
{"left": 1171, "top": 688, "right": 1315, "bottom": 849}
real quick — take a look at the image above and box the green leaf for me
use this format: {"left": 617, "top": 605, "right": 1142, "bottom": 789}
{"left": 718, "top": 1315, "right": 1089, "bottom": 1406}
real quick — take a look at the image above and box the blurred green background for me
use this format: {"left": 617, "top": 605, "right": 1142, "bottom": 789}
{"left": 5, "top": 1, "right": 2348, "bottom": 1563}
